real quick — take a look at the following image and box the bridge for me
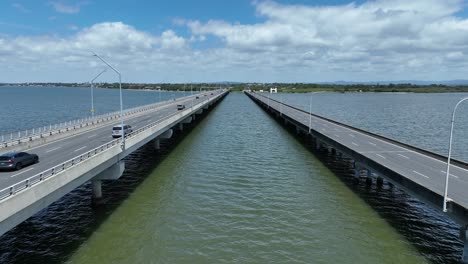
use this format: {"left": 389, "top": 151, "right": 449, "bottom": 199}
{"left": 245, "top": 91, "right": 468, "bottom": 262}
{"left": 0, "top": 89, "right": 228, "bottom": 237}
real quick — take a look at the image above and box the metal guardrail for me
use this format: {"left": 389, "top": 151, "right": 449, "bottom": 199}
{"left": 0, "top": 91, "right": 225, "bottom": 201}
{"left": 0, "top": 93, "right": 204, "bottom": 149}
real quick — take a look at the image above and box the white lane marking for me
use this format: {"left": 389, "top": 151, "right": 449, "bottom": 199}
{"left": 349, "top": 134, "right": 355, "bottom": 138}
{"left": 87, "top": 134, "right": 97, "bottom": 139}
{"left": 398, "top": 154, "right": 410, "bottom": 159}
{"left": 376, "top": 154, "right": 386, "bottom": 159}
{"left": 413, "top": 170, "right": 429, "bottom": 179}
{"left": 440, "top": 170, "right": 460, "bottom": 179}
{"left": 303, "top": 116, "right": 468, "bottom": 174}
{"left": 10, "top": 167, "right": 35, "bottom": 178}
{"left": 334, "top": 134, "right": 340, "bottom": 138}
{"left": 368, "top": 142, "right": 377, "bottom": 146}
{"left": 45, "top": 147, "right": 61, "bottom": 153}
{"left": 74, "top": 146, "right": 87, "bottom": 152}
{"left": 352, "top": 142, "right": 359, "bottom": 146}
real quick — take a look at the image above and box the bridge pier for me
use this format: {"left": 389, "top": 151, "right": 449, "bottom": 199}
{"left": 92, "top": 180, "right": 102, "bottom": 204}
{"left": 376, "top": 176, "right": 384, "bottom": 187}
{"left": 178, "top": 123, "right": 184, "bottom": 131}
{"left": 154, "top": 138, "right": 160, "bottom": 150}
{"left": 462, "top": 225, "right": 468, "bottom": 263}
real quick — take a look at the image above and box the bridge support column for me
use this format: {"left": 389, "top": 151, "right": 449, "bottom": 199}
{"left": 365, "top": 170, "right": 373, "bottom": 185}
{"left": 376, "top": 176, "right": 384, "bottom": 187}
{"left": 154, "top": 138, "right": 160, "bottom": 150}
{"left": 92, "top": 180, "right": 102, "bottom": 204}
{"left": 178, "top": 123, "right": 183, "bottom": 131}
{"left": 462, "top": 225, "right": 468, "bottom": 263}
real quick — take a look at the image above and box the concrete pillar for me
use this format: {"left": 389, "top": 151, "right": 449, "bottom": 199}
{"left": 376, "top": 177, "right": 384, "bottom": 187}
{"left": 462, "top": 225, "right": 468, "bottom": 263}
{"left": 92, "top": 180, "right": 102, "bottom": 200}
{"left": 154, "top": 138, "right": 160, "bottom": 150}
{"left": 92, "top": 180, "right": 104, "bottom": 206}
{"left": 178, "top": 123, "right": 183, "bottom": 131}
{"left": 366, "top": 176, "right": 373, "bottom": 185}
{"left": 315, "top": 140, "right": 321, "bottom": 151}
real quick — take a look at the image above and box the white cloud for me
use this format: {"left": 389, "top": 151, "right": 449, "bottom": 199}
{"left": 2, "top": 1, "right": 468, "bottom": 82}
{"left": 184, "top": 0, "right": 468, "bottom": 81}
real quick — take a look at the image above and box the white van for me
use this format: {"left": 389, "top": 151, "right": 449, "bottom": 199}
{"left": 112, "top": 124, "right": 133, "bottom": 138}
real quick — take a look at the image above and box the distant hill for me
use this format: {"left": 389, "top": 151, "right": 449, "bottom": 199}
{"left": 323, "top": 80, "right": 468, "bottom": 86}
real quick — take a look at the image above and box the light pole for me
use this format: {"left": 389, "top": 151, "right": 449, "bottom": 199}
{"left": 90, "top": 69, "right": 107, "bottom": 119}
{"left": 280, "top": 91, "right": 283, "bottom": 115}
{"left": 159, "top": 87, "right": 161, "bottom": 102}
{"left": 92, "top": 52, "right": 125, "bottom": 148}
{"left": 308, "top": 93, "right": 312, "bottom": 133}
{"left": 308, "top": 91, "right": 324, "bottom": 134}
{"left": 443, "top": 97, "right": 468, "bottom": 212}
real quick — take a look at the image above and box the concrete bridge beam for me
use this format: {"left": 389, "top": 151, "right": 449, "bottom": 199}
{"left": 182, "top": 116, "right": 193, "bottom": 124}
{"left": 160, "top": 129, "right": 173, "bottom": 139}
{"left": 95, "top": 161, "right": 125, "bottom": 180}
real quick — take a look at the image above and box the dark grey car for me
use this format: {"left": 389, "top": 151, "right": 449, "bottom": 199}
{"left": 0, "top": 152, "right": 39, "bottom": 171}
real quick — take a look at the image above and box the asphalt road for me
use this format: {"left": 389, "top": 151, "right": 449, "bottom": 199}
{"left": 251, "top": 92, "right": 468, "bottom": 210}
{"left": 0, "top": 92, "right": 220, "bottom": 191}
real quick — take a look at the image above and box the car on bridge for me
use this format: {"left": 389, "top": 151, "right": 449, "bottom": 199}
{"left": 177, "top": 104, "right": 185, "bottom": 110}
{"left": 0, "top": 152, "right": 39, "bottom": 171}
{"left": 112, "top": 124, "right": 133, "bottom": 138}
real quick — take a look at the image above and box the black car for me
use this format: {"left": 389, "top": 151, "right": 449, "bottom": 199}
{"left": 0, "top": 152, "right": 39, "bottom": 170}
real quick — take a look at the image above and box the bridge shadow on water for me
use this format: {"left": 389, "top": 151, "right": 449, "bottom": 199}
{"left": 275, "top": 112, "right": 464, "bottom": 264}
{"left": 0, "top": 103, "right": 221, "bottom": 264}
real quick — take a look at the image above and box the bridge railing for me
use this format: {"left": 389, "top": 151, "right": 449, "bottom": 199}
{"left": 0, "top": 92, "right": 203, "bottom": 150}
{"left": 0, "top": 91, "right": 224, "bottom": 201}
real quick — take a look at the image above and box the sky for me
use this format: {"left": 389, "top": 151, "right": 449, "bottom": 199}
{"left": 1, "top": 0, "right": 468, "bottom": 83}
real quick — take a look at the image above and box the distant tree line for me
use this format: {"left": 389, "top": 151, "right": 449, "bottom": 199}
{"left": 2, "top": 82, "right": 468, "bottom": 93}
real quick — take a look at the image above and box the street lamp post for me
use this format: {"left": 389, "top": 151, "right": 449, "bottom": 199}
{"left": 308, "top": 93, "right": 312, "bottom": 134}
{"left": 92, "top": 52, "right": 125, "bottom": 148}
{"left": 443, "top": 97, "right": 468, "bottom": 212}
{"left": 90, "top": 69, "right": 107, "bottom": 119}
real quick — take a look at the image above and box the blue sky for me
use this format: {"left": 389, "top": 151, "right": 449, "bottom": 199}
{"left": 1, "top": 0, "right": 468, "bottom": 83}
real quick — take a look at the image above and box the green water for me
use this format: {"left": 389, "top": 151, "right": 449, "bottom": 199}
{"left": 67, "top": 93, "right": 427, "bottom": 263}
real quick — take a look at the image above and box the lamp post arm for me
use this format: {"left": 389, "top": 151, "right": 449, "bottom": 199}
{"left": 443, "top": 96, "right": 468, "bottom": 212}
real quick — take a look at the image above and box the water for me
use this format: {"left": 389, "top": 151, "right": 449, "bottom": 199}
{"left": 0, "top": 85, "right": 191, "bottom": 135}
{"left": 0, "top": 88, "right": 465, "bottom": 263}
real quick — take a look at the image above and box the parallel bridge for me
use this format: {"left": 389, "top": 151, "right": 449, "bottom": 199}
{"left": 246, "top": 91, "right": 468, "bottom": 262}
